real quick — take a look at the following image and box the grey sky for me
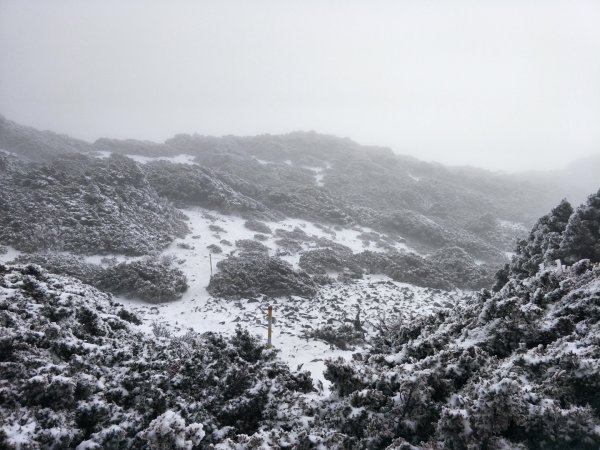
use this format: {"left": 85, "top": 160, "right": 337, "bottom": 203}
{"left": 1, "top": 0, "right": 599, "bottom": 172}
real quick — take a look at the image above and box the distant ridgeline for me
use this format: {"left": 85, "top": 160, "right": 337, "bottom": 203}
{"left": 3, "top": 114, "right": 597, "bottom": 266}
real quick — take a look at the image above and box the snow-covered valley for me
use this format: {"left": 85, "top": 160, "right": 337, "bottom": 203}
{"left": 111, "top": 207, "right": 467, "bottom": 395}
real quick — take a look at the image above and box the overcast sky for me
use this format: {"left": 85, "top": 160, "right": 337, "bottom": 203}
{"left": 1, "top": 0, "right": 599, "bottom": 172}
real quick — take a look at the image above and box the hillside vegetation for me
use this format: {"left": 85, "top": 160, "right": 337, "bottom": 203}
{"left": 4, "top": 114, "right": 595, "bottom": 265}
{"left": 1, "top": 191, "right": 599, "bottom": 449}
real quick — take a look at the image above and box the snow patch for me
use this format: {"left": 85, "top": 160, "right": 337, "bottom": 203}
{"left": 91, "top": 151, "right": 197, "bottom": 165}
{"left": 0, "top": 246, "right": 22, "bottom": 264}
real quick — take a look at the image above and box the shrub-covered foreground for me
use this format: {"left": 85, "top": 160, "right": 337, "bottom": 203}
{"left": 2, "top": 192, "right": 600, "bottom": 449}
{"left": 0, "top": 264, "right": 313, "bottom": 449}
{"left": 313, "top": 192, "right": 600, "bottom": 449}
{"left": 317, "top": 260, "right": 600, "bottom": 449}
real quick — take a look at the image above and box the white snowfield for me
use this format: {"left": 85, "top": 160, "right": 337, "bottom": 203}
{"left": 93, "top": 151, "right": 198, "bottom": 165}
{"left": 116, "top": 207, "right": 469, "bottom": 394}
{"left": 0, "top": 246, "right": 22, "bottom": 265}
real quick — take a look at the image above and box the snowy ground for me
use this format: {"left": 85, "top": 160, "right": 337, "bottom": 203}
{"left": 114, "top": 207, "right": 469, "bottom": 394}
{"left": 1, "top": 200, "right": 467, "bottom": 394}
{"left": 0, "top": 246, "right": 22, "bottom": 264}
{"left": 92, "top": 151, "right": 197, "bottom": 165}
{"left": 2, "top": 140, "right": 467, "bottom": 393}
{"left": 499, "top": 219, "right": 528, "bottom": 232}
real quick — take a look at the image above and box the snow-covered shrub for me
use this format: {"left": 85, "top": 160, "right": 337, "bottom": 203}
{"left": 0, "top": 153, "right": 188, "bottom": 255}
{"left": 311, "top": 273, "right": 335, "bottom": 285}
{"left": 504, "top": 199, "right": 574, "bottom": 282}
{"left": 356, "top": 250, "right": 455, "bottom": 290}
{"left": 97, "top": 256, "right": 188, "bottom": 303}
{"left": 12, "top": 253, "right": 188, "bottom": 303}
{"left": 143, "top": 161, "right": 276, "bottom": 220}
{"left": 11, "top": 252, "right": 104, "bottom": 284}
{"left": 151, "top": 321, "right": 172, "bottom": 338}
{"left": 274, "top": 226, "right": 310, "bottom": 241}
{"left": 379, "top": 209, "right": 449, "bottom": 248}
{"left": 234, "top": 239, "right": 269, "bottom": 254}
{"left": 427, "top": 246, "right": 494, "bottom": 290}
{"left": 244, "top": 219, "right": 272, "bottom": 234}
{"left": 558, "top": 188, "right": 600, "bottom": 264}
{"left": 274, "top": 237, "right": 303, "bottom": 255}
{"left": 0, "top": 264, "right": 314, "bottom": 449}
{"left": 466, "top": 212, "right": 498, "bottom": 233}
{"left": 207, "top": 254, "right": 316, "bottom": 299}
{"left": 310, "top": 324, "right": 364, "bottom": 350}
{"left": 495, "top": 190, "right": 600, "bottom": 293}
{"left": 209, "top": 224, "right": 226, "bottom": 233}
{"left": 299, "top": 248, "right": 359, "bottom": 275}
{"left": 207, "top": 243, "right": 223, "bottom": 254}
{"left": 141, "top": 410, "right": 205, "bottom": 450}
{"left": 313, "top": 197, "right": 600, "bottom": 449}
{"left": 264, "top": 187, "right": 355, "bottom": 226}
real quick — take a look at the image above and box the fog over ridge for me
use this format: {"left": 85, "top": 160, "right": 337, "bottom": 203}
{"left": 1, "top": 0, "right": 599, "bottom": 172}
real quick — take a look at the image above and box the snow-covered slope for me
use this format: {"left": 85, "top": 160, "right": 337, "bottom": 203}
{"left": 114, "top": 207, "right": 467, "bottom": 393}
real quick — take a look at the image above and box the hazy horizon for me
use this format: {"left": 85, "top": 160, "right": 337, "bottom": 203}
{"left": 3, "top": 110, "right": 600, "bottom": 176}
{"left": 1, "top": 0, "right": 599, "bottom": 172}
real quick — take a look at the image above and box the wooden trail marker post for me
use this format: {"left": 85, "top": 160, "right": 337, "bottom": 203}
{"left": 267, "top": 304, "right": 273, "bottom": 348}
{"left": 209, "top": 253, "right": 213, "bottom": 278}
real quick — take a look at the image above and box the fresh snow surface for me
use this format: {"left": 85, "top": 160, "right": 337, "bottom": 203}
{"left": 0, "top": 246, "right": 22, "bottom": 264}
{"left": 250, "top": 158, "right": 328, "bottom": 186}
{"left": 92, "top": 151, "right": 113, "bottom": 159}
{"left": 499, "top": 219, "right": 528, "bottom": 232}
{"left": 251, "top": 156, "right": 272, "bottom": 165}
{"left": 126, "top": 154, "right": 197, "bottom": 165}
{"left": 2, "top": 420, "right": 37, "bottom": 448}
{"left": 92, "top": 151, "right": 197, "bottom": 165}
{"left": 302, "top": 166, "right": 327, "bottom": 187}
{"left": 115, "top": 207, "right": 468, "bottom": 395}
{"left": 63, "top": 252, "right": 144, "bottom": 266}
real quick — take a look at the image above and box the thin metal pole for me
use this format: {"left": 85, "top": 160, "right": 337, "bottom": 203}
{"left": 209, "top": 253, "right": 213, "bottom": 278}
{"left": 267, "top": 304, "right": 273, "bottom": 348}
